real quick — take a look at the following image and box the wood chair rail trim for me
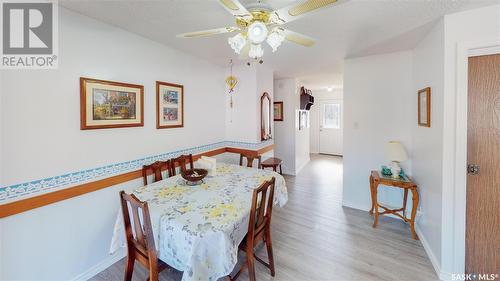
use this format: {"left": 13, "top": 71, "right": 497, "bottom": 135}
{"left": 0, "top": 144, "right": 274, "bottom": 218}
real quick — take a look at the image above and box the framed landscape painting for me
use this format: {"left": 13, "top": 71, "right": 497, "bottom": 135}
{"left": 156, "top": 81, "right": 184, "bottom": 129}
{"left": 274, "top": 101, "right": 284, "bottom": 121}
{"left": 80, "top": 77, "right": 144, "bottom": 130}
{"left": 418, "top": 87, "right": 431, "bottom": 127}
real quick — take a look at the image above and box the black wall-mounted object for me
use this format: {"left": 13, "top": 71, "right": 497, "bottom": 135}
{"left": 300, "top": 86, "right": 314, "bottom": 110}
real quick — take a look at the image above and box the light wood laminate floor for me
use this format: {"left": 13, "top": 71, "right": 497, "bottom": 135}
{"left": 91, "top": 154, "right": 437, "bottom": 281}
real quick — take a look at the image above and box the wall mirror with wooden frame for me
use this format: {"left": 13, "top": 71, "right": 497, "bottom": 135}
{"left": 261, "top": 92, "right": 272, "bottom": 141}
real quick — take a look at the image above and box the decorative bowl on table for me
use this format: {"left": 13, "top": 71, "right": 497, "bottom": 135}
{"left": 181, "top": 168, "right": 208, "bottom": 186}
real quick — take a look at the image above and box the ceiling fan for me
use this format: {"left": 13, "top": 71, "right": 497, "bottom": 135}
{"left": 177, "top": 0, "right": 346, "bottom": 60}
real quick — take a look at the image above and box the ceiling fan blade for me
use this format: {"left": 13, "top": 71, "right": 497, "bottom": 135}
{"left": 270, "top": 0, "right": 347, "bottom": 24}
{"left": 217, "top": 0, "right": 252, "bottom": 19}
{"left": 284, "top": 30, "right": 315, "bottom": 47}
{"left": 176, "top": 27, "right": 239, "bottom": 38}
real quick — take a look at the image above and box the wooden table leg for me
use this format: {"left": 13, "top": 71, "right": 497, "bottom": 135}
{"left": 273, "top": 166, "right": 277, "bottom": 172}
{"left": 369, "top": 175, "right": 375, "bottom": 214}
{"left": 403, "top": 188, "right": 408, "bottom": 218}
{"left": 372, "top": 180, "right": 379, "bottom": 228}
{"left": 279, "top": 164, "right": 282, "bottom": 175}
{"left": 410, "top": 187, "right": 419, "bottom": 240}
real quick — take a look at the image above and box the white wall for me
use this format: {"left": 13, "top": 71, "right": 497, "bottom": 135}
{"left": 309, "top": 89, "right": 343, "bottom": 154}
{"left": 273, "top": 78, "right": 310, "bottom": 175}
{"left": 225, "top": 64, "right": 258, "bottom": 143}
{"left": 0, "top": 70, "right": 3, "bottom": 278}
{"left": 273, "top": 78, "right": 297, "bottom": 175}
{"left": 411, "top": 19, "right": 445, "bottom": 276}
{"left": 0, "top": 7, "right": 226, "bottom": 280}
{"left": 225, "top": 64, "right": 274, "bottom": 143}
{"left": 0, "top": 70, "right": 3, "bottom": 187}
{"left": 343, "top": 51, "right": 413, "bottom": 211}
{"left": 295, "top": 109, "right": 310, "bottom": 173}
{"left": 440, "top": 4, "right": 500, "bottom": 278}
{"left": 342, "top": 6, "right": 500, "bottom": 279}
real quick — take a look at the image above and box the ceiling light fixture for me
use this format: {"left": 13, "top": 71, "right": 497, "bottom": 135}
{"left": 266, "top": 28, "right": 285, "bottom": 52}
{"left": 249, "top": 43, "right": 264, "bottom": 59}
{"left": 327, "top": 87, "right": 333, "bottom": 92}
{"left": 247, "top": 21, "right": 268, "bottom": 44}
{"left": 178, "top": 0, "right": 342, "bottom": 60}
{"left": 228, "top": 33, "right": 247, "bottom": 54}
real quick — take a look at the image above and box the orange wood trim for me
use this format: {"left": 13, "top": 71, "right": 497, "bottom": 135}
{"left": 0, "top": 145, "right": 273, "bottom": 218}
{"left": 257, "top": 144, "right": 275, "bottom": 155}
{"left": 225, "top": 147, "right": 260, "bottom": 157}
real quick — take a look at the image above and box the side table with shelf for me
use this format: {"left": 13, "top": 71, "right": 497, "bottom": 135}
{"left": 369, "top": 170, "right": 419, "bottom": 240}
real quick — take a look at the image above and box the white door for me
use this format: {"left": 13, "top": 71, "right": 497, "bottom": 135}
{"left": 319, "top": 100, "right": 343, "bottom": 155}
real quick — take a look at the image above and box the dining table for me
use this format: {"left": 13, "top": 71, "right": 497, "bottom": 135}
{"left": 109, "top": 162, "right": 288, "bottom": 281}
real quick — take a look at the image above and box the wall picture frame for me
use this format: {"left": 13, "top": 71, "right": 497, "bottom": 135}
{"left": 274, "top": 101, "right": 284, "bottom": 121}
{"left": 80, "top": 77, "right": 144, "bottom": 130}
{"left": 156, "top": 81, "right": 184, "bottom": 129}
{"left": 298, "top": 110, "right": 309, "bottom": 130}
{"left": 418, "top": 87, "right": 431, "bottom": 127}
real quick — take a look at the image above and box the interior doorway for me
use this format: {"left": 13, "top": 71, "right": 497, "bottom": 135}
{"left": 318, "top": 99, "right": 343, "bottom": 156}
{"left": 465, "top": 53, "right": 500, "bottom": 275}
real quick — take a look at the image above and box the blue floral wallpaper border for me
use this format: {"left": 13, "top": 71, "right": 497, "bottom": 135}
{"left": 0, "top": 140, "right": 273, "bottom": 203}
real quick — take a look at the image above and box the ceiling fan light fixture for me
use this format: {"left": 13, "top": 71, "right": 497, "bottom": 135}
{"left": 266, "top": 29, "right": 285, "bottom": 52}
{"left": 249, "top": 43, "right": 264, "bottom": 59}
{"left": 228, "top": 33, "right": 247, "bottom": 54}
{"left": 247, "top": 21, "right": 268, "bottom": 44}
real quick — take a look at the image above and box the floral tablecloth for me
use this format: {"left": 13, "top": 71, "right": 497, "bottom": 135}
{"left": 110, "top": 163, "right": 288, "bottom": 281}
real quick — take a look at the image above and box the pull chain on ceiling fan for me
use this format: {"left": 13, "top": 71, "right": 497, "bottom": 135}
{"left": 177, "top": 0, "right": 347, "bottom": 60}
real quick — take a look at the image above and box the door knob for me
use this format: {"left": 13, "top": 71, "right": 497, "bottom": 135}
{"left": 467, "top": 164, "right": 480, "bottom": 175}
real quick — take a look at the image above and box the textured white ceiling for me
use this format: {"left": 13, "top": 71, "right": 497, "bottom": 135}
{"left": 60, "top": 0, "right": 498, "bottom": 89}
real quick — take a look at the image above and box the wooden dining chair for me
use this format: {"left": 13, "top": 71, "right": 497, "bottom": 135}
{"left": 170, "top": 154, "right": 194, "bottom": 175}
{"left": 120, "top": 191, "right": 169, "bottom": 281}
{"left": 142, "top": 160, "right": 172, "bottom": 185}
{"left": 239, "top": 153, "right": 262, "bottom": 169}
{"left": 229, "top": 177, "right": 276, "bottom": 281}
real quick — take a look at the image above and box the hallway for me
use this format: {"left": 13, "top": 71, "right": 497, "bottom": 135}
{"left": 92, "top": 154, "right": 437, "bottom": 280}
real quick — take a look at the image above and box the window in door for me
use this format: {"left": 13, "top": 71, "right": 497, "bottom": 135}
{"left": 323, "top": 103, "right": 341, "bottom": 129}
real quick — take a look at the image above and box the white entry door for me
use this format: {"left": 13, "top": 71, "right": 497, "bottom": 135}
{"left": 319, "top": 100, "right": 343, "bottom": 155}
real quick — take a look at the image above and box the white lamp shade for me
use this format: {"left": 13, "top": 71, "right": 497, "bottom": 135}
{"left": 228, "top": 33, "right": 246, "bottom": 54}
{"left": 385, "top": 141, "right": 408, "bottom": 162}
{"left": 249, "top": 43, "right": 264, "bottom": 59}
{"left": 266, "top": 28, "right": 285, "bottom": 52}
{"left": 247, "top": 21, "right": 268, "bottom": 44}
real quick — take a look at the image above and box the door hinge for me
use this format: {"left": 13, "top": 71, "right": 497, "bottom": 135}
{"left": 467, "top": 164, "right": 480, "bottom": 175}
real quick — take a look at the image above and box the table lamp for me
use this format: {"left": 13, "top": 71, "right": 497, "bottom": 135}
{"left": 385, "top": 141, "right": 408, "bottom": 178}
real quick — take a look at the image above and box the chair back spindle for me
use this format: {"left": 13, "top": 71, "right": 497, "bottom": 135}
{"left": 120, "top": 191, "right": 161, "bottom": 281}
{"left": 229, "top": 177, "right": 276, "bottom": 281}
{"left": 142, "top": 160, "right": 172, "bottom": 185}
{"left": 170, "top": 154, "right": 194, "bottom": 175}
{"left": 248, "top": 177, "right": 275, "bottom": 241}
{"left": 239, "top": 153, "right": 262, "bottom": 169}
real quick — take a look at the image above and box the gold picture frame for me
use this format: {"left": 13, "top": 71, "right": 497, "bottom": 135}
{"left": 156, "top": 81, "right": 184, "bottom": 129}
{"left": 80, "top": 77, "right": 144, "bottom": 130}
{"left": 274, "top": 101, "right": 284, "bottom": 121}
{"left": 418, "top": 87, "right": 431, "bottom": 127}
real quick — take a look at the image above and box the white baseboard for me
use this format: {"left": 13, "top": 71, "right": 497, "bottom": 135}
{"left": 295, "top": 158, "right": 310, "bottom": 175}
{"left": 414, "top": 226, "right": 453, "bottom": 281}
{"left": 342, "top": 200, "right": 368, "bottom": 212}
{"left": 72, "top": 249, "right": 126, "bottom": 281}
